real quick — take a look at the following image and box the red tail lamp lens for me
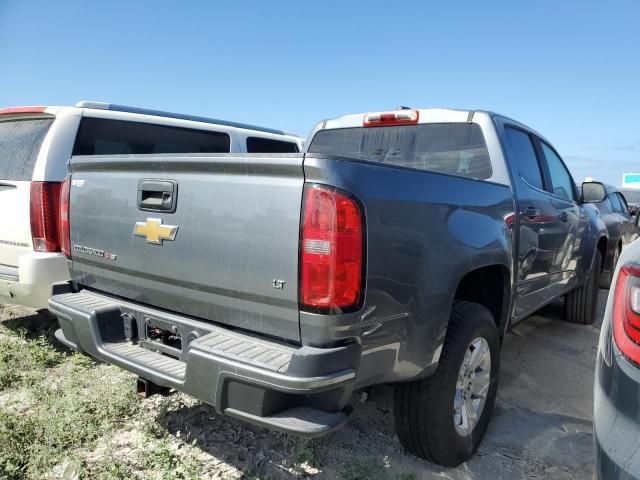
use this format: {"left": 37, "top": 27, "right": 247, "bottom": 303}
{"left": 300, "top": 185, "right": 363, "bottom": 310}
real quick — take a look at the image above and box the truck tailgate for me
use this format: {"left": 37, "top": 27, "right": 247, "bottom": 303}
{"left": 68, "top": 154, "right": 304, "bottom": 343}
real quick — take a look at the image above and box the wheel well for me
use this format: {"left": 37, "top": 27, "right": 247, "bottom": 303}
{"left": 597, "top": 237, "right": 607, "bottom": 270}
{"left": 454, "top": 265, "right": 509, "bottom": 333}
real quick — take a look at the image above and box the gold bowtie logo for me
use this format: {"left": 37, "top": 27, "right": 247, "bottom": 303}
{"left": 133, "top": 218, "right": 178, "bottom": 245}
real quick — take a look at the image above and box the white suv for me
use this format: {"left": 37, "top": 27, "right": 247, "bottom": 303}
{"left": 0, "top": 101, "right": 302, "bottom": 309}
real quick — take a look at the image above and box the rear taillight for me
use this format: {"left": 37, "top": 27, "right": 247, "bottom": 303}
{"left": 29, "top": 182, "right": 61, "bottom": 252}
{"left": 59, "top": 176, "right": 71, "bottom": 258}
{"left": 363, "top": 109, "right": 419, "bottom": 127}
{"left": 300, "top": 185, "right": 364, "bottom": 311}
{"left": 612, "top": 264, "right": 640, "bottom": 365}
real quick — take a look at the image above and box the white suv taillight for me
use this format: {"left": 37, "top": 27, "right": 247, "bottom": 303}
{"left": 59, "top": 176, "right": 71, "bottom": 258}
{"left": 300, "top": 184, "right": 364, "bottom": 311}
{"left": 29, "top": 182, "right": 61, "bottom": 252}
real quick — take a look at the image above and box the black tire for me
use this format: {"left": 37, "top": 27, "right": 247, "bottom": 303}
{"left": 599, "top": 244, "right": 620, "bottom": 289}
{"left": 393, "top": 301, "right": 500, "bottom": 467}
{"left": 566, "top": 249, "right": 601, "bottom": 324}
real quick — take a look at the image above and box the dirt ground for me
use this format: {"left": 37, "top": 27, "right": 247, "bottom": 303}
{"left": 0, "top": 291, "right": 606, "bottom": 479}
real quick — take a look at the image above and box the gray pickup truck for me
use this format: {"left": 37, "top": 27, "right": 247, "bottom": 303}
{"left": 49, "top": 107, "right": 608, "bottom": 466}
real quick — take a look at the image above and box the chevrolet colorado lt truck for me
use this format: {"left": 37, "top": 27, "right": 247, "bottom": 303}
{"left": 49, "top": 108, "right": 607, "bottom": 466}
{"left": 0, "top": 101, "right": 301, "bottom": 309}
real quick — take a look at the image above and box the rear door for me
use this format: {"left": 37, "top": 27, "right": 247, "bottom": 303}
{"left": 67, "top": 120, "right": 304, "bottom": 343}
{"left": 0, "top": 114, "right": 55, "bottom": 269}
{"left": 501, "top": 125, "right": 559, "bottom": 316}
{"left": 535, "top": 139, "right": 581, "bottom": 289}
{"left": 611, "top": 191, "right": 637, "bottom": 246}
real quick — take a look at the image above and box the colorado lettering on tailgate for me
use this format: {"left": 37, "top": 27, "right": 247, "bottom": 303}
{"left": 73, "top": 245, "right": 117, "bottom": 260}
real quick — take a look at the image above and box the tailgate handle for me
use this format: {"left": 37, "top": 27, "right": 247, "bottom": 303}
{"left": 137, "top": 180, "right": 177, "bottom": 213}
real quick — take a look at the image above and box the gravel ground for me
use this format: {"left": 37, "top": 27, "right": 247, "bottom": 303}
{"left": 0, "top": 291, "right": 606, "bottom": 479}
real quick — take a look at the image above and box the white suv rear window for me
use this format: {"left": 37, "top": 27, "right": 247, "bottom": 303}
{"left": 72, "top": 118, "right": 230, "bottom": 155}
{"left": 0, "top": 118, "right": 54, "bottom": 180}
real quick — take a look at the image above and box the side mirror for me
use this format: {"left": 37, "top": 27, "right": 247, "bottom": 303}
{"left": 582, "top": 181, "right": 607, "bottom": 203}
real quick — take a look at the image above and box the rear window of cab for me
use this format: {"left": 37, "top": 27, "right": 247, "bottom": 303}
{"left": 307, "top": 123, "right": 492, "bottom": 180}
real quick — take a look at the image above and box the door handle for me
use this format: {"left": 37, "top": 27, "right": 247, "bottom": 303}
{"left": 137, "top": 179, "right": 178, "bottom": 213}
{"left": 523, "top": 207, "right": 540, "bottom": 220}
{"left": 559, "top": 212, "right": 569, "bottom": 222}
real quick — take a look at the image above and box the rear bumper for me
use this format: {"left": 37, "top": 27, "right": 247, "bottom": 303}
{"left": 49, "top": 289, "right": 360, "bottom": 436}
{"left": 0, "top": 252, "right": 69, "bottom": 309}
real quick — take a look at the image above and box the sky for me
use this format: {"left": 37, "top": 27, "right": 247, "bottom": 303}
{"left": 1, "top": 0, "right": 638, "bottom": 186}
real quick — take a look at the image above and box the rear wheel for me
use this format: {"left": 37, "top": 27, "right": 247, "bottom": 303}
{"left": 566, "top": 249, "right": 601, "bottom": 324}
{"left": 393, "top": 301, "right": 500, "bottom": 467}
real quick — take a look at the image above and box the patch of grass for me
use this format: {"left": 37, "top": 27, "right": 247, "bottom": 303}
{"left": 0, "top": 331, "right": 65, "bottom": 389}
{"left": 91, "top": 459, "right": 135, "bottom": 480}
{"left": 139, "top": 440, "right": 202, "bottom": 480}
{"left": 396, "top": 473, "right": 417, "bottom": 480}
{"left": 87, "top": 437, "right": 204, "bottom": 480}
{"left": 144, "top": 394, "right": 184, "bottom": 439}
{"left": 276, "top": 435, "right": 322, "bottom": 471}
{"left": 0, "top": 354, "right": 139, "bottom": 479}
{"left": 336, "top": 455, "right": 387, "bottom": 480}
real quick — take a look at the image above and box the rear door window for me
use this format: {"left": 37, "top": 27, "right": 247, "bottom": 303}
{"left": 609, "top": 192, "right": 625, "bottom": 213}
{"left": 72, "top": 118, "right": 231, "bottom": 155}
{"left": 0, "top": 118, "right": 54, "bottom": 180}
{"left": 308, "top": 123, "right": 492, "bottom": 180}
{"left": 604, "top": 195, "right": 615, "bottom": 212}
{"left": 246, "top": 137, "right": 299, "bottom": 153}
{"left": 504, "top": 127, "right": 544, "bottom": 189}
{"left": 616, "top": 193, "right": 630, "bottom": 214}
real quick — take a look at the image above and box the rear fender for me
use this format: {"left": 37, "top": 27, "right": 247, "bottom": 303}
{"left": 301, "top": 155, "right": 515, "bottom": 386}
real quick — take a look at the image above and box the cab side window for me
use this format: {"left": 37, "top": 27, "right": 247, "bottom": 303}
{"left": 540, "top": 142, "right": 575, "bottom": 201}
{"left": 505, "top": 127, "right": 544, "bottom": 189}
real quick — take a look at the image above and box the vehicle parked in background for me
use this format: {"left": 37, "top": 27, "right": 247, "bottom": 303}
{"left": 583, "top": 184, "right": 640, "bottom": 287}
{"left": 49, "top": 107, "right": 606, "bottom": 467}
{"left": 0, "top": 102, "right": 301, "bottom": 309}
{"left": 594, "top": 237, "right": 640, "bottom": 480}
{"left": 619, "top": 187, "right": 640, "bottom": 216}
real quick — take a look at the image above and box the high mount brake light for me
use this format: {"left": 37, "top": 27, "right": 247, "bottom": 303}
{"left": 363, "top": 110, "right": 419, "bottom": 127}
{"left": 300, "top": 185, "right": 363, "bottom": 311}
{"left": 0, "top": 106, "right": 46, "bottom": 115}
{"left": 612, "top": 264, "right": 640, "bottom": 366}
{"left": 30, "top": 182, "right": 61, "bottom": 252}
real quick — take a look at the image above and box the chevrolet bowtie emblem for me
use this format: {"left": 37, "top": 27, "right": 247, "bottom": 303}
{"left": 133, "top": 218, "right": 178, "bottom": 245}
